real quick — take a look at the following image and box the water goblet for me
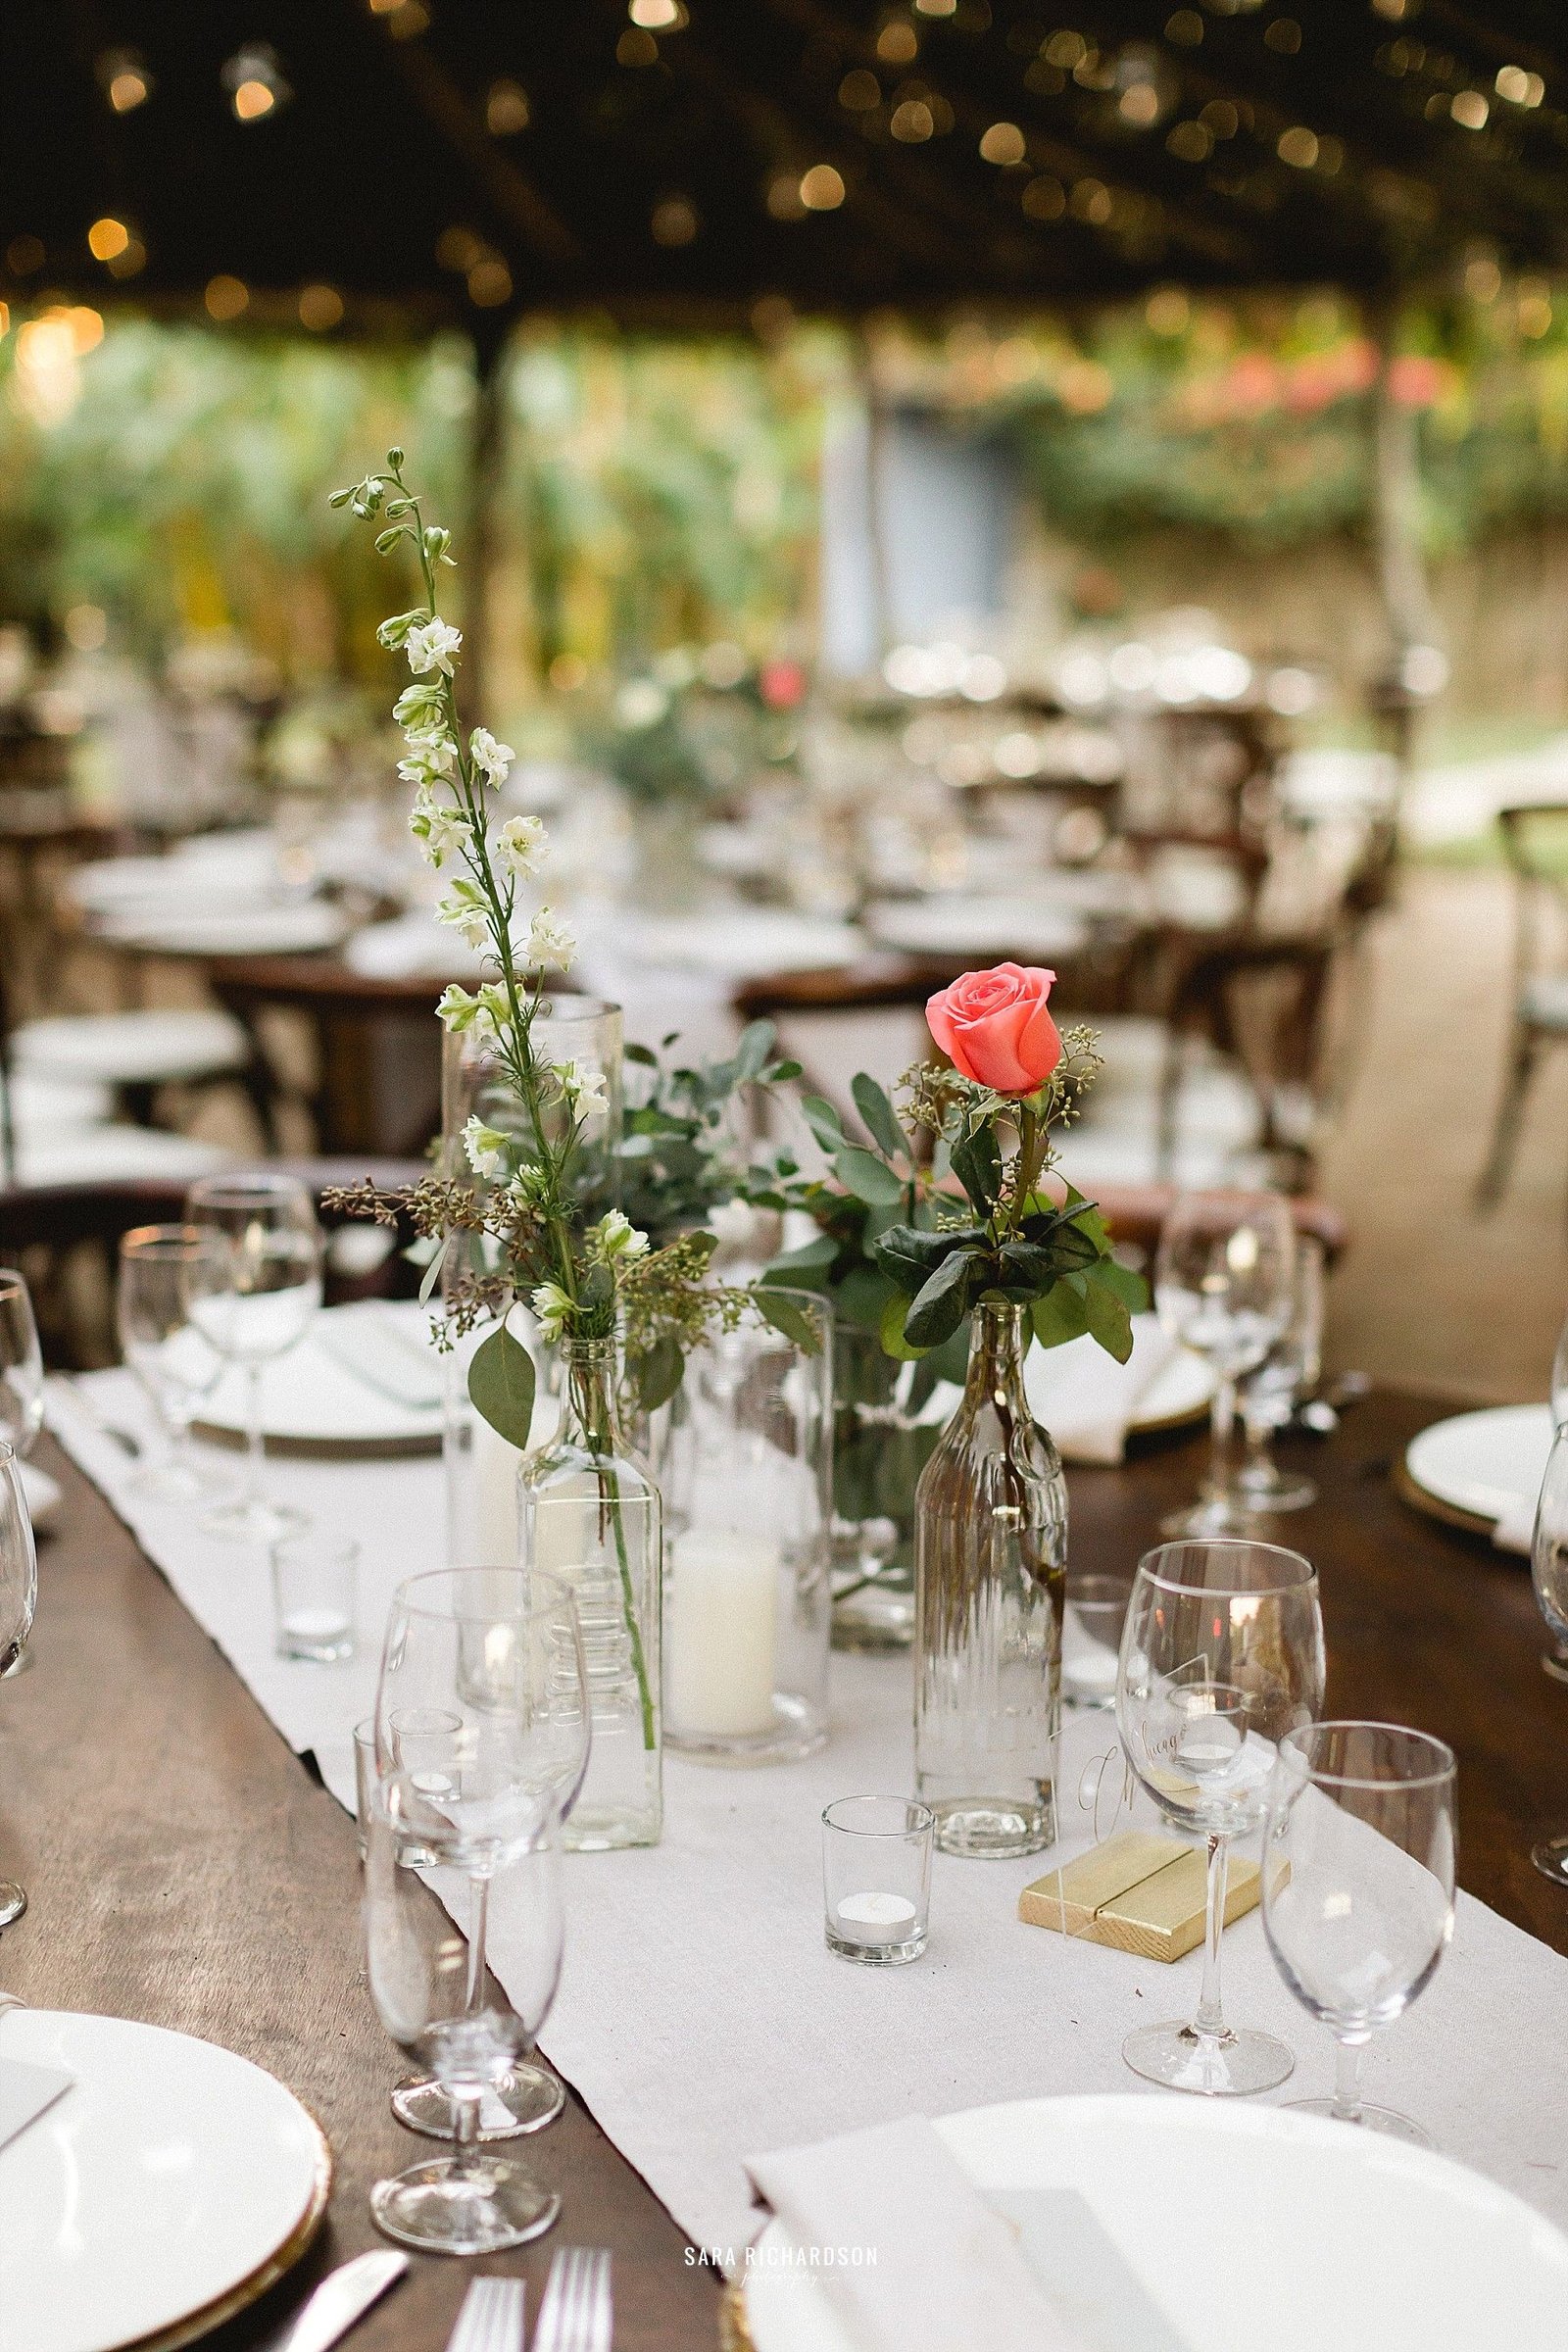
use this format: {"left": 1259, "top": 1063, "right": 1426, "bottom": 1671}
{"left": 374, "top": 1567, "right": 589, "bottom": 2144}
{"left": 182, "top": 1173, "right": 322, "bottom": 1544}
{"left": 365, "top": 1778, "right": 564, "bottom": 2253}
{"left": 117, "top": 1225, "right": 232, "bottom": 1503}
{"left": 1261, "top": 1720, "right": 1455, "bottom": 2144}
{"left": 1529, "top": 1425, "right": 1568, "bottom": 1884}
{"left": 1116, "top": 1536, "right": 1325, "bottom": 2095}
{"left": 1155, "top": 1188, "right": 1296, "bottom": 1538}
{"left": 0, "top": 1271, "right": 44, "bottom": 1462}
{"left": 1237, "top": 1236, "right": 1324, "bottom": 1514}
{"left": 0, "top": 1443, "right": 39, "bottom": 1927}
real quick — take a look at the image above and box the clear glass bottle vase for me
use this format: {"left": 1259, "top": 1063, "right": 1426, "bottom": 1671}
{"left": 518, "top": 1338, "right": 662, "bottom": 1850}
{"left": 913, "top": 1299, "right": 1066, "bottom": 1858}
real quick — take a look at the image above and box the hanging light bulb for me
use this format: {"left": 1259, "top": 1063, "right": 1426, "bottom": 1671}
{"left": 221, "top": 45, "right": 291, "bottom": 122}
{"left": 95, "top": 47, "right": 154, "bottom": 113}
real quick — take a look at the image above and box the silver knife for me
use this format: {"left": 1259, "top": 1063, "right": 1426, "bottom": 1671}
{"left": 273, "top": 2251, "right": 409, "bottom": 2352}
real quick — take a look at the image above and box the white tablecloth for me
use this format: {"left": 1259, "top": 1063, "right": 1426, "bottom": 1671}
{"left": 45, "top": 1371, "right": 1568, "bottom": 2266}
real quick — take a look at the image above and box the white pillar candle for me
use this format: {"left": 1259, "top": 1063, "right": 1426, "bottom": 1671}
{"left": 666, "top": 1528, "right": 779, "bottom": 1740}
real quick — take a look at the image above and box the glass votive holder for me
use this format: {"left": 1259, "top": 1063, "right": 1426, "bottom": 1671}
{"left": 355, "top": 1709, "right": 463, "bottom": 1868}
{"left": 822, "top": 1795, "right": 933, "bottom": 1966}
{"left": 271, "top": 1534, "right": 358, "bottom": 1663}
{"left": 1061, "top": 1574, "right": 1132, "bottom": 1711}
{"left": 352, "top": 1717, "right": 376, "bottom": 1863}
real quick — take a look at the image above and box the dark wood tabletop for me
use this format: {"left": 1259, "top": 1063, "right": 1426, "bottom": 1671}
{"left": 4, "top": 1389, "right": 1565, "bottom": 2350}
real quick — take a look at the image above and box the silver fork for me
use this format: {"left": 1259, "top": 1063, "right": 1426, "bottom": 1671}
{"left": 532, "top": 2248, "right": 612, "bottom": 2352}
{"left": 446, "top": 2276, "right": 525, "bottom": 2352}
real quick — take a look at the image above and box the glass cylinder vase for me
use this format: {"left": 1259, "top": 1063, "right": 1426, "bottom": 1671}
{"left": 913, "top": 1299, "right": 1066, "bottom": 1859}
{"left": 657, "top": 1293, "right": 832, "bottom": 1763}
{"left": 440, "top": 1002, "right": 621, "bottom": 1569}
{"left": 518, "top": 1337, "right": 662, "bottom": 1850}
{"left": 830, "top": 1321, "right": 948, "bottom": 1653}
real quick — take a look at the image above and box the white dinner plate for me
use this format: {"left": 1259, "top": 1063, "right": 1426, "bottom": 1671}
{"left": 863, "top": 894, "right": 1092, "bottom": 960}
{"left": 195, "top": 1301, "right": 445, "bottom": 1455}
{"left": 741, "top": 2094, "right": 1568, "bottom": 2352}
{"left": 95, "top": 901, "right": 351, "bottom": 956}
{"left": 1402, "top": 1402, "right": 1554, "bottom": 1533}
{"left": 0, "top": 2008, "right": 330, "bottom": 2352}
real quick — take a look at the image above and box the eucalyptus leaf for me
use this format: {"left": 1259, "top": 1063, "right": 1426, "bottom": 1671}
{"left": 851, "top": 1072, "right": 906, "bottom": 1164}
{"left": 833, "top": 1147, "right": 906, "bottom": 1208}
{"left": 417, "top": 1234, "right": 450, "bottom": 1306}
{"left": 734, "top": 1020, "right": 777, "bottom": 1083}
{"left": 755, "top": 1290, "right": 823, "bottom": 1353}
{"left": 633, "top": 1334, "right": 685, "bottom": 1414}
{"left": 800, "top": 1094, "right": 847, "bottom": 1152}
{"left": 623, "top": 1042, "right": 658, "bottom": 1066}
{"left": 760, "top": 1233, "right": 838, "bottom": 1288}
{"left": 467, "top": 1324, "right": 537, "bottom": 1449}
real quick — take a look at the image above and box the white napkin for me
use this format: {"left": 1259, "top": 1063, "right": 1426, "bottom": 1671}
{"left": 1024, "top": 1316, "right": 1182, "bottom": 1466}
{"left": 745, "top": 2115, "right": 1087, "bottom": 2352}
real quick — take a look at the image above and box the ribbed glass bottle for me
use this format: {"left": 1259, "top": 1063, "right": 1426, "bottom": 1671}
{"left": 913, "top": 1300, "right": 1066, "bottom": 1858}
{"left": 518, "top": 1337, "right": 662, "bottom": 1850}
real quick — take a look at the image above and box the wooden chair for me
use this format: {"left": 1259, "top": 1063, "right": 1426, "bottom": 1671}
{"left": 1477, "top": 803, "right": 1568, "bottom": 1213}
{"left": 1092, "top": 1181, "right": 1348, "bottom": 1272}
{"left": 1153, "top": 929, "right": 1345, "bottom": 1191}
{"left": 0, "top": 1157, "right": 425, "bottom": 1367}
{"left": 208, "top": 956, "right": 457, "bottom": 1157}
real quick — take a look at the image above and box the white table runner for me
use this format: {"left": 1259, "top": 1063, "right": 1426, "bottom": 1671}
{"left": 46, "top": 1372, "right": 1568, "bottom": 2264}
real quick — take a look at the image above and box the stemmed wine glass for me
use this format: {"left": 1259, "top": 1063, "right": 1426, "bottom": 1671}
{"left": 1529, "top": 1425, "right": 1568, "bottom": 1883}
{"left": 1154, "top": 1188, "right": 1296, "bottom": 1537}
{"left": 0, "top": 1444, "right": 39, "bottom": 1928}
{"left": 1116, "top": 1537, "right": 1325, "bottom": 2095}
{"left": 368, "top": 1566, "right": 589, "bottom": 2244}
{"left": 1262, "top": 1721, "right": 1455, "bottom": 2144}
{"left": 182, "top": 1173, "right": 322, "bottom": 1543}
{"left": 1237, "top": 1235, "right": 1325, "bottom": 1515}
{"left": 117, "top": 1226, "right": 232, "bottom": 1503}
{"left": 0, "top": 1271, "right": 44, "bottom": 1463}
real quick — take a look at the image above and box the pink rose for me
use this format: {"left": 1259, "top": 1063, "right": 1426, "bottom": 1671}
{"left": 926, "top": 962, "right": 1061, "bottom": 1097}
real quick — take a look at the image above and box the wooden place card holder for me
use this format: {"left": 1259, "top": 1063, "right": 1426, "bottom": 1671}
{"left": 1019, "top": 1830, "right": 1268, "bottom": 1963}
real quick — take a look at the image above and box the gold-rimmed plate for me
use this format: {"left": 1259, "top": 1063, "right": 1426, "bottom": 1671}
{"left": 0, "top": 2009, "right": 331, "bottom": 2352}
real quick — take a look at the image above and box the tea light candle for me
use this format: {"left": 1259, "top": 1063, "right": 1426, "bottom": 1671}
{"left": 833, "top": 1890, "right": 918, "bottom": 1946}
{"left": 666, "top": 1528, "right": 779, "bottom": 1740}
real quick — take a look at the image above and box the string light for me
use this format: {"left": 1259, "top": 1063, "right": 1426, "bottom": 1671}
{"left": 96, "top": 47, "right": 152, "bottom": 113}
{"left": 1495, "top": 66, "right": 1545, "bottom": 109}
{"left": 467, "top": 256, "right": 513, "bottom": 305}
{"left": 876, "top": 23, "right": 919, "bottom": 65}
{"left": 798, "top": 164, "right": 846, "bottom": 211}
{"left": 87, "top": 218, "right": 129, "bottom": 263}
{"left": 629, "top": 0, "right": 682, "bottom": 24}
{"left": 1450, "top": 91, "right": 1489, "bottom": 131}
{"left": 651, "top": 196, "right": 698, "bottom": 246}
{"left": 616, "top": 27, "right": 659, "bottom": 66}
{"left": 839, "top": 70, "right": 881, "bottom": 111}
{"left": 298, "top": 284, "right": 343, "bottom": 331}
{"left": 221, "top": 46, "right": 290, "bottom": 122}
{"left": 1278, "top": 125, "right": 1320, "bottom": 168}
{"left": 485, "top": 79, "right": 529, "bottom": 134}
{"left": 979, "top": 122, "right": 1027, "bottom": 166}
{"left": 205, "top": 275, "right": 250, "bottom": 320}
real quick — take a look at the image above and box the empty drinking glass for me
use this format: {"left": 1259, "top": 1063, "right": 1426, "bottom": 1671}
{"left": 0, "top": 1271, "right": 43, "bottom": 1462}
{"left": 1529, "top": 1425, "right": 1568, "bottom": 1884}
{"left": 1237, "top": 1236, "right": 1324, "bottom": 1514}
{"left": 374, "top": 1568, "right": 589, "bottom": 2146}
{"left": 182, "top": 1173, "right": 322, "bottom": 1543}
{"left": 0, "top": 1444, "right": 38, "bottom": 1928}
{"left": 1116, "top": 1537, "right": 1325, "bottom": 2095}
{"left": 365, "top": 1779, "right": 564, "bottom": 2253}
{"left": 1262, "top": 1722, "right": 1456, "bottom": 2144}
{"left": 1154, "top": 1189, "right": 1296, "bottom": 1538}
{"left": 1060, "top": 1574, "right": 1131, "bottom": 1711}
{"left": 117, "top": 1225, "right": 230, "bottom": 1503}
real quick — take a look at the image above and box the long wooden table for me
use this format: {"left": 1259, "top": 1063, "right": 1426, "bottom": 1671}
{"left": 5, "top": 1391, "right": 1565, "bottom": 2349}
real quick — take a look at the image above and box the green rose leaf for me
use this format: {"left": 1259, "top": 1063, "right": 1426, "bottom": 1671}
{"left": 851, "top": 1073, "right": 906, "bottom": 1165}
{"left": 833, "top": 1148, "right": 906, "bottom": 1208}
{"left": 1032, "top": 1284, "right": 1092, "bottom": 1350}
{"left": 906, "top": 1248, "right": 979, "bottom": 1348}
{"left": 1082, "top": 1273, "right": 1135, "bottom": 1364}
{"left": 872, "top": 1223, "right": 986, "bottom": 1294}
{"left": 467, "top": 1323, "right": 537, "bottom": 1450}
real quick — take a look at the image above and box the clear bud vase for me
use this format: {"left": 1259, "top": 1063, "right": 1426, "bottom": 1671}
{"left": 913, "top": 1299, "right": 1066, "bottom": 1858}
{"left": 518, "top": 1337, "right": 662, "bottom": 1850}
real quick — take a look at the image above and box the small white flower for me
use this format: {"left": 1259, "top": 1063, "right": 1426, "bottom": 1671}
{"left": 405, "top": 617, "right": 463, "bottom": 677}
{"left": 393, "top": 681, "right": 446, "bottom": 729}
{"left": 556, "top": 1057, "right": 609, "bottom": 1118}
{"left": 462, "top": 1116, "right": 509, "bottom": 1181}
{"left": 521, "top": 906, "right": 575, "bottom": 972}
{"left": 397, "top": 738, "right": 456, "bottom": 786}
{"left": 436, "top": 984, "right": 481, "bottom": 1033}
{"left": 594, "top": 1209, "right": 649, "bottom": 1261}
{"left": 495, "top": 813, "right": 546, "bottom": 880}
{"left": 376, "top": 609, "right": 423, "bottom": 652}
{"left": 615, "top": 677, "right": 667, "bottom": 731}
{"left": 408, "top": 789, "right": 469, "bottom": 868}
{"left": 435, "top": 881, "right": 491, "bottom": 953}
{"left": 475, "top": 982, "right": 512, "bottom": 1040}
{"left": 531, "top": 1282, "right": 573, "bottom": 1342}
{"left": 469, "top": 727, "right": 514, "bottom": 787}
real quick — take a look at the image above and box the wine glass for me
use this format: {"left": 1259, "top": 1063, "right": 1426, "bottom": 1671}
{"left": 117, "top": 1226, "right": 232, "bottom": 1504}
{"left": 0, "top": 1271, "right": 44, "bottom": 1462}
{"left": 0, "top": 1443, "right": 39, "bottom": 1928}
{"left": 365, "top": 1778, "right": 565, "bottom": 2254}
{"left": 182, "top": 1173, "right": 322, "bottom": 1543}
{"left": 1262, "top": 1721, "right": 1455, "bottom": 2144}
{"left": 1236, "top": 1235, "right": 1324, "bottom": 1515}
{"left": 1529, "top": 1426, "right": 1568, "bottom": 1882}
{"left": 1154, "top": 1188, "right": 1296, "bottom": 1537}
{"left": 374, "top": 1567, "right": 589, "bottom": 2151}
{"left": 1116, "top": 1537, "right": 1325, "bottom": 2096}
